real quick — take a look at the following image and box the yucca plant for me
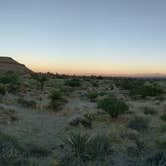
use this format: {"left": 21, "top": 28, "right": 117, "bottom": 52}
{"left": 64, "top": 132, "right": 90, "bottom": 160}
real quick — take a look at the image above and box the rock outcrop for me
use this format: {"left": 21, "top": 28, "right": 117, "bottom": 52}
{"left": 0, "top": 57, "right": 32, "bottom": 74}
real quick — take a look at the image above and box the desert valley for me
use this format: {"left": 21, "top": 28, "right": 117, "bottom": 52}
{"left": 0, "top": 57, "right": 166, "bottom": 166}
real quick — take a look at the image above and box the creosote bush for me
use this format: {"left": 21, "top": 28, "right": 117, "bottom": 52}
{"left": 49, "top": 90, "right": 66, "bottom": 110}
{"left": 31, "top": 73, "right": 48, "bottom": 90}
{"left": 0, "top": 71, "right": 20, "bottom": 94}
{"left": 0, "top": 84, "right": 6, "bottom": 95}
{"left": 65, "top": 78, "right": 81, "bottom": 87}
{"left": 144, "top": 107, "right": 157, "bottom": 115}
{"left": 87, "top": 92, "right": 98, "bottom": 102}
{"left": 156, "top": 136, "right": 166, "bottom": 149}
{"left": 97, "top": 97, "right": 129, "bottom": 118}
{"left": 17, "top": 97, "right": 37, "bottom": 108}
{"left": 128, "top": 115, "right": 149, "bottom": 131}
{"left": 160, "top": 113, "right": 166, "bottom": 121}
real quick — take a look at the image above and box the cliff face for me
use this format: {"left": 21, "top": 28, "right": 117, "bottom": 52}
{"left": 0, "top": 57, "right": 32, "bottom": 74}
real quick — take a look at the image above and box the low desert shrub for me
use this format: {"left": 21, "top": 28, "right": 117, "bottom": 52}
{"left": 49, "top": 90, "right": 66, "bottom": 110}
{"left": 31, "top": 73, "right": 48, "bottom": 90}
{"left": 144, "top": 107, "right": 157, "bottom": 115}
{"left": 159, "top": 123, "right": 166, "bottom": 132}
{"left": 156, "top": 136, "right": 166, "bottom": 149}
{"left": 0, "top": 132, "right": 22, "bottom": 162}
{"left": 13, "top": 159, "right": 40, "bottom": 166}
{"left": 0, "top": 84, "right": 6, "bottom": 95}
{"left": 0, "top": 72, "right": 20, "bottom": 94}
{"left": 65, "top": 78, "right": 81, "bottom": 87}
{"left": 17, "top": 98, "right": 36, "bottom": 108}
{"left": 87, "top": 134, "right": 112, "bottom": 160}
{"left": 97, "top": 97, "right": 129, "bottom": 118}
{"left": 160, "top": 113, "right": 166, "bottom": 121}
{"left": 0, "top": 71, "right": 20, "bottom": 85}
{"left": 145, "top": 151, "right": 166, "bottom": 166}
{"left": 128, "top": 116, "right": 149, "bottom": 131}
{"left": 87, "top": 92, "right": 98, "bottom": 102}
{"left": 25, "top": 144, "right": 51, "bottom": 157}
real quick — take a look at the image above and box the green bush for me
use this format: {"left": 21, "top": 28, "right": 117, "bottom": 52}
{"left": 31, "top": 73, "right": 48, "bottom": 90}
{"left": 49, "top": 90, "right": 66, "bottom": 110}
{"left": 0, "top": 132, "right": 22, "bottom": 162}
{"left": 0, "top": 71, "right": 19, "bottom": 85}
{"left": 156, "top": 136, "right": 166, "bottom": 149}
{"left": 97, "top": 97, "right": 129, "bottom": 118}
{"left": 25, "top": 144, "right": 51, "bottom": 157}
{"left": 159, "top": 123, "right": 166, "bottom": 132}
{"left": 0, "top": 72, "right": 20, "bottom": 94}
{"left": 145, "top": 151, "right": 166, "bottom": 166}
{"left": 87, "top": 134, "right": 112, "bottom": 160}
{"left": 17, "top": 98, "right": 36, "bottom": 108}
{"left": 0, "top": 84, "right": 6, "bottom": 95}
{"left": 65, "top": 78, "right": 81, "bottom": 87}
{"left": 87, "top": 92, "right": 98, "bottom": 102}
{"left": 144, "top": 107, "right": 157, "bottom": 115}
{"left": 160, "top": 113, "right": 166, "bottom": 121}
{"left": 128, "top": 116, "right": 149, "bottom": 131}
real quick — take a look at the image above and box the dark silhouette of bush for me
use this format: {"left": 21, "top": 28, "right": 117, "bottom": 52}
{"left": 65, "top": 78, "right": 81, "bottom": 87}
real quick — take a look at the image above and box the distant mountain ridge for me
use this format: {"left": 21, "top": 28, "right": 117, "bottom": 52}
{"left": 0, "top": 57, "right": 32, "bottom": 74}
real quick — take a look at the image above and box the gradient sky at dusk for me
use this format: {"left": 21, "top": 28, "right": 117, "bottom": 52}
{"left": 0, "top": 0, "right": 166, "bottom": 75}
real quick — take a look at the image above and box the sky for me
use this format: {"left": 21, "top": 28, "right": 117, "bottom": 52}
{"left": 0, "top": 0, "right": 166, "bottom": 75}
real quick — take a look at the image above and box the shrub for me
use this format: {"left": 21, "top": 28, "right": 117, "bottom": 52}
{"left": 31, "top": 73, "right": 48, "bottom": 90}
{"left": 144, "top": 107, "right": 157, "bottom": 115}
{"left": 128, "top": 116, "right": 149, "bottom": 131}
{"left": 87, "top": 92, "right": 98, "bottom": 102}
{"left": 0, "top": 71, "right": 19, "bottom": 85}
{"left": 160, "top": 114, "right": 166, "bottom": 121}
{"left": 97, "top": 97, "right": 129, "bottom": 118}
{"left": 13, "top": 158, "right": 40, "bottom": 166}
{"left": 156, "top": 136, "right": 166, "bottom": 149}
{"left": 25, "top": 144, "right": 51, "bottom": 157}
{"left": 0, "top": 84, "right": 6, "bottom": 95}
{"left": 159, "top": 123, "right": 166, "bottom": 132}
{"left": 145, "top": 151, "right": 166, "bottom": 166}
{"left": 87, "top": 134, "right": 112, "bottom": 160}
{"left": 65, "top": 78, "right": 81, "bottom": 87}
{"left": 49, "top": 90, "right": 66, "bottom": 110}
{"left": 0, "top": 132, "right": 22, "bottom": 162}
{"left": 0, "top": 72, "right": 20, "bottom": 94}
{"left": 17, "top": 98, "right": 36, "bottom": 108}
